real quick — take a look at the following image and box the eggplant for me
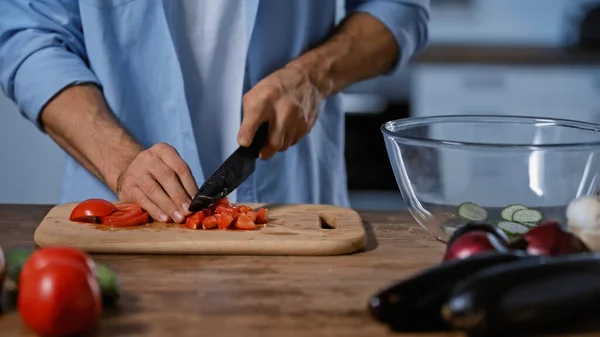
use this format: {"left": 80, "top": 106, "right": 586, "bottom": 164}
{"left": 368, "top": 251, "right": 533, "bottom": 331}
{"left": 443, "top": 252, "right": 600, "bottom": 336}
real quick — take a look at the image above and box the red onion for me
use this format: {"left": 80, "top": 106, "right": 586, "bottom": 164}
{"left": 443, "top": 230, "right": 508, "bottom": 262}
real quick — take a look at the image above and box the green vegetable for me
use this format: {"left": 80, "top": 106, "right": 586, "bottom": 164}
{"left": 457, "top": 202, "right": 488, "bottom": 222}
{"left": 497, "top": 221, "right": 530, "bottom": 237}
{"left": 6, "top": 247, "right": 121, "bottom": 306}
{"left": 500, "top": 204, "right": 528, "bottom": 221}
{"left": 6, "top": 247, "right": 34, "bottom": 283}
{"left": 511, "top": 209, "right": 542, "bottom": 224}
{"left": 95, "top": 263, "right": 121, "bottom": 306}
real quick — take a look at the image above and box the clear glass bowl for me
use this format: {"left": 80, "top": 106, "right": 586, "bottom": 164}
{"left": 381, "top": 115, "right": 600, "bottom": 243}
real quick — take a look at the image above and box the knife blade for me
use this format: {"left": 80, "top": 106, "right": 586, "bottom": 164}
{"left": 188, "top": 122, "right": 269, "bottom": 212}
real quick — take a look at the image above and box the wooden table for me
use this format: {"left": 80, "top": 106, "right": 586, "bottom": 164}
{"left": 0, "top": 205, "right": 595, "bottom": 337}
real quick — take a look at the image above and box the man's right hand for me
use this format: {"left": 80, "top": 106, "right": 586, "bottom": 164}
{"left": 116, "top": 143, "right": 198, "bottom": 223}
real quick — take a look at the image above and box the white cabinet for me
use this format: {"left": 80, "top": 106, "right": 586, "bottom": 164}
{"left": 409, "top": 64, "right": 600, "bottom": 207}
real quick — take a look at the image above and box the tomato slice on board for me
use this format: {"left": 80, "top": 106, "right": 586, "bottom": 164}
{"left": 99, "top": 203, "right": 143, "bottom": 223}
{"left": 185, "top": 211, "right": 206, "bottom": 230}
{"left": 216, "top": 212, "right": 234, "bottom": 229}
{"left": 237, "top": 205, "right": 252, "bottom": 213}
{"left": 245, "top": 211, "right": 257, "bottom": 222}
{"left": 235, "top": 214, "right": 257, "bottom": 230}
{"left": 103, "top": 212, "right": 149, "bottom": 228}
{"left": 216, "top": 198, "right": 230, "bottom": 206}
{"left": 70, "top": 199, "right": 117, "bottom": 223}
{"left": 202, "top": 215, "right": 218, "bottom": 230}
{"left": 256, "top": 208, "right": 268, "bottom": 224}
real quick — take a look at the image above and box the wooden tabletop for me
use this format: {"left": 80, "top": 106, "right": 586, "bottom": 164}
{"left": 0, "top": 204, "right": 596, "bottom": 337}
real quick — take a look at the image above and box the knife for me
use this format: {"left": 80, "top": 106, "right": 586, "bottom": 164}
{"left": 188, "top": 122, "right": 269, "bottom": 213}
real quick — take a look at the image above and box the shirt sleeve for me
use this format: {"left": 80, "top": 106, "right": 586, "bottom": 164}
{"left": 0, "top": 0, "right": 101, "bottom": 132}
{"left": 345, "top": 0, "right": 430, "bottom": 76}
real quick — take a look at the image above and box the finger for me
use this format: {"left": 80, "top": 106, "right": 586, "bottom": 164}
{"left": 153, "top": 143, "right": 198, "bottom": 211}
{"left": 147, "top": 158, "right": 191, "bottom": 221}
{"left": 259, "top": 147, "right": 278, "bottom": 160}
{"left": 139, "top": 167, "right": 185, "bottom": 223}
{"left": 279, "top": 124, "right": 298, "bottom": 152}
{"left": 129, "top": 185, "right": 170, "bottom": 223}
{"left": 270, "top": 100, "right": 297, "bottom": 150}
{"left": 239, "top": 89, "right": 274, "bottom": 147}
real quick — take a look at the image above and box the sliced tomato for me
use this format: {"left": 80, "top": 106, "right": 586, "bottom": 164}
{"left": 216, "top": 212, "right": 234, "bottom": 229}
{"left": 202, "top": 215, "right": 218, "bottom": 230}
{"left": 245, "top": 211, "right": 257, "bottom": 222}
{"left": 184, "top": 214, "right": 203, "bottom": 230}
{"left": 104, "top": 212, "right": 149, "bottom": 228}
{"left": 70, "top": 199, "right": 116, "bottom": 223}
{"left": 238, "top": 205, "right": 253, "bottom": 213}
{"left": 256, "top": 208, "right": 268, "bottom": 224}
{"left": 235, "top": 214, "right": 257, "bottom": 230}
{"left": 216, "top": 198, "right": 230, "bottom": 206}
{"left": 214, "top": 205, "right": 233, "bottom": 214}
{"left": 99, "top": 203, "right": 144, "bottom": 226}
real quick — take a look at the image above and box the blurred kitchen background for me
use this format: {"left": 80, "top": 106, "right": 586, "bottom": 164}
{"left": 1, "top": 0, "right": 600, "bottom": 210}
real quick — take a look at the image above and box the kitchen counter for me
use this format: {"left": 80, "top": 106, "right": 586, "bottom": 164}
{"left": 414, "top": 44, "right": 600, "bottom": 65}
{"left": 0, "top": 204, "right": 598, "bottom": 337}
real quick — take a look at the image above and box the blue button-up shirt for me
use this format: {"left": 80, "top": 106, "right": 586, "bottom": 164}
{"left": 0, "top": 0, "right": 429, "bottom": 206}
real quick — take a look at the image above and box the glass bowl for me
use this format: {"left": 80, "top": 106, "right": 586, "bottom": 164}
{"left": 381, "top": 115, "right": 600, "bottom": 243}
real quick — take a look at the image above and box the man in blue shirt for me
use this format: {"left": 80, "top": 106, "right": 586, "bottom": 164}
{"left": 0, "top": 0, "right": 429, "bottom": 223}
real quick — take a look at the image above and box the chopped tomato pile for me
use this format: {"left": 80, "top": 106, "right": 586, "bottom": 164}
{"left": 69, "top": 197, "right": 267, "bottom": 230}
{"left": 69, "top": 198, "right": 149, "bottom": 227}
{"left": 185, "top": 198, "right": 268, "bottom": 231}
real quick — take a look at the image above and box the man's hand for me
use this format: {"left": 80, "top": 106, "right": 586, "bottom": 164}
{"left": 40, "top": 84, "right": 198, "bottom": 224}
{"left": 238, "top": 13, "right": 403, "bottom": 156}
{"left": 116, "top": 143, "right": 198, "bottom": 224}
{"left": 237, "top": 65, "right": 326, "bottom": 160}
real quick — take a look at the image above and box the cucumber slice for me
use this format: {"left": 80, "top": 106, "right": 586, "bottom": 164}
{"left": 512, "top": 209, "right": 543, "bottom": 224}
{"left": 457, "top": 202, "right": 488, "bottom": 222}
{"left": 500, "top": 204, "right": 528, "bottom": 221}
{"left": 497, "top": 221, "right": 530, "bottom": 235}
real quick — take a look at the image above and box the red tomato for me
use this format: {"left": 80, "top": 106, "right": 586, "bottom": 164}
{"left": 70, "top": 199, "right": 116, "bottom": 223}
{"left": 18, "top": 262, "right": 102, "bottom": 337}
{"left": 235, "top": 214, "right": 257, "bottom": 230}
{"left": 245, "top": 211, "right": 257, "bottom": 222}
{"left": 238, "top": 205, "right": 253, "bottom": 213}
{"left": 216, "top": 212, "right": 234, "bottom": 229}
{"left": 215, "top": 205, "right": 234, "bottom": 214}
{"left": 216, "top": 198, "right": 230, "bottom": 206}
{"left": 202, "top": 215, "right": 218, "bottom": 229}
{"left": 185, "top": 211, "right": 206, "bottom": 230}
{"left": 256, "top": 208, "right": 268, "bottom": 224}
{"left": 104, "top": 212, "right": 149, "bottom": 228}
{"left": 20, "top": 247, "right": 97, "bottom": 283}
{"left": 100, "top": 203, "right": 148, "bottom": 227}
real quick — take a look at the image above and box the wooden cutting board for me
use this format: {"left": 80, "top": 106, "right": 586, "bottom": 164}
{"left": 33, "top": 203, "right": 367, "bottom": 256}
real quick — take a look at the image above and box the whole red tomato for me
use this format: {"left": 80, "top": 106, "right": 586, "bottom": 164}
{"left": 19, "top": 246, "right": 97, "bottom": 283}
{"left": 18, "top": 262, "right": 102, "bottom": 336}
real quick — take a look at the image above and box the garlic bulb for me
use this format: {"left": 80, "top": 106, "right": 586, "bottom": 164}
{"left": 566, "top": 195, "right": 600, "bottom": 231}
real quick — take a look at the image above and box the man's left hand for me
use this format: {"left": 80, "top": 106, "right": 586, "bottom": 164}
{"left": 237, "top": 65, "right": 327, "bottom": 160}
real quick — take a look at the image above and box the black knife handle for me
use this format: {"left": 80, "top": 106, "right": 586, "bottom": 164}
{"left": 245, "top": 122, "right": 269, "bottom": 158}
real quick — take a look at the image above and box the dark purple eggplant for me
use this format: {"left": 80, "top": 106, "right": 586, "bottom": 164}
{"left": 443, "top": 252, "right": 600, "bottom": 336}
{"left": 368, "top": 251, "right": 533, "bottom": 331}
